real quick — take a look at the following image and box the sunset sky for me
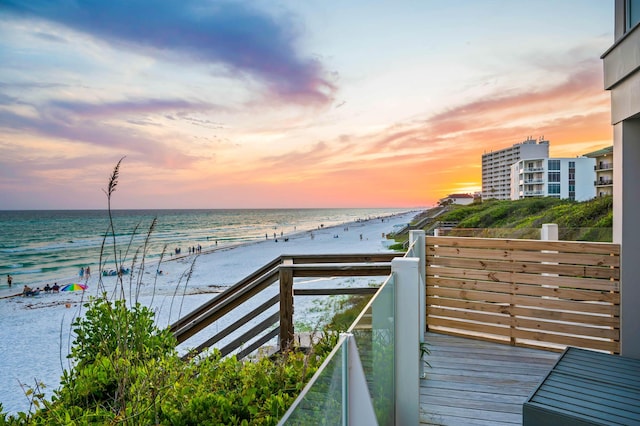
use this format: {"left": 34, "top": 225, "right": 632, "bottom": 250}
{"left": 0, "top": 1, "right": 614, "bottom": 209}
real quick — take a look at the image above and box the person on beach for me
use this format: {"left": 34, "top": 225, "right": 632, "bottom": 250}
{"left": 6, "top": 274, "right": 11, "bottom": 287}
{"left": 44, "top": 284, "right": 51, "bottom": 293}
{"left": 79, "top": 267, "right": 84, "bottom": 278}
{"left": 22, "top": 285, "right": 32, "bottom": 296}
{"left": 85, "top": 266, "right": 91, "bottom": 279}
{"left": 52, "top": 283, "right": 59, "bottom": 293}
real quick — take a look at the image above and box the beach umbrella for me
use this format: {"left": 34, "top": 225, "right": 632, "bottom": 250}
{"left": 60, "top": 283, "right": 87, "bottom": 292}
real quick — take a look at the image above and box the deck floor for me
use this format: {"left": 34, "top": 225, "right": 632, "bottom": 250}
{"left": 420, "top": 332, "right": 560, "bottom": 425}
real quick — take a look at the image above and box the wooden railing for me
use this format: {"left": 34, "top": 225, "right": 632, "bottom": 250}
{"left": 170, "top": 253, "right": 403, "bottom": 359}
{"left": 426, "top": 236, "right": 621, "bottom": 353}
{"left": 171, "top": 236, "right": 622, "bottom": 360}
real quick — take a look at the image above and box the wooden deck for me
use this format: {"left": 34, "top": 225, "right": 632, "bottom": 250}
{"left": 420, "top": 332, "right": 560, "bottom": 425}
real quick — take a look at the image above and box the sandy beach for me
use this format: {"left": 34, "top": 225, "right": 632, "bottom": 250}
{"left": 0, "top": 210, "right": 419, "bottom": 415}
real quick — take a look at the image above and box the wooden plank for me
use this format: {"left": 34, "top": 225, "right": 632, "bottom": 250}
{"left": 427, "top": 276, "right": 619, "bottom": 302}
{"left": 427, "top": 246, "right": 619, "bottom": 267}
{"left": 426, "top": 255, "right": 620, "bottom": 279}
{"left": 427, "top": 245, "right": 620, "bottom": 268}
{"left": 235, "top": 327, "right": 280, "bottom": 360}
{"left": 289, "top": 252, "right": 402, "bottom": 264}
{"left": 423, "top": 395, "right": 522, "bottom": 415}
{"left": 423, "top": 387, "right": 530, "bottom": 404}
{"left": 426, "top": 317, "right": 619, "bottom": 352}
{"left": 424, "top": 377, "right": 538, "bottom": 397}
{"left": 173, "top": 270, "right": 278, "bottom": 342}
{"left": 279, "top": 266, "right": 294, "bottom": 351}
{"left": 428, "top": 316, "right": 512, "bottom": 338}
{"left": 425, "top": 405, "right": 522, "bottom": 426}
{"left": 427, "top": 236, "right": 620, "bottom": 255}
{"left": 421, "top": 411, "right": 520, "bottom": 426}
{"left": 513, "top": 318, "right": 618, "bottom": 340}
{"left": 425, "top": 356, "right": 553, "bottom": 375}
{"left": 427, "top": 287, "right": 619, "bottom": 316}
{"left": 293, "top": 287, "right": 377, "bottom": 296}
{"left": 510, "top": 329, "right": 619, "bottom": 353}
{"left": 427, "top": 296, "right": 620, "bottom": 327}
{"left": 288, "top": 262, "right": 392, "bottom": 277}
{"left": 427, "top": 306, "right": 619, "bottom": 339}
{"left": 420, "top": 332, "right": 561, "bottom": 425}
{"left": 427, "top": 267, "right": 619, "bottom": 292}
{"left": 190, "top": 294, "right": 279, "bottom": 354}
{"left": 428, "top": 287, "right": 620, "bottom": 316}
{"left": 170, "top": 257, "right": 281, "bottom": 332}
{"left": 220, "top": 313, "right": 279, "bottom": 358}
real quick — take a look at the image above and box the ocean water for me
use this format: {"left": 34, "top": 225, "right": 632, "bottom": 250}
{"left": 0, "top": 208, "right": 409, "bottom": 287}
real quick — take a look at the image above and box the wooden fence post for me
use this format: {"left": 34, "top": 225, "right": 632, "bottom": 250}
{"left": 279, "top": 260, "right": 294, "bottom": 351}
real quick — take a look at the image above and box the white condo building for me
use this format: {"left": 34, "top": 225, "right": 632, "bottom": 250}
{"left": 481, "top": 137, "right": 549, "bottom": 200}
{"left": 510, "top": 157, "right": 596, "bottom": 201}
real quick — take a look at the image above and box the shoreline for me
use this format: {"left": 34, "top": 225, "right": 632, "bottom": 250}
{"left": 0, "top": 210, "right": 419, "bottom": 299}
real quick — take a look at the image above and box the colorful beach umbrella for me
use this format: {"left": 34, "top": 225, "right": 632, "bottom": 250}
{"left": 60, "top": 283, "right": 87, "bottom": 292}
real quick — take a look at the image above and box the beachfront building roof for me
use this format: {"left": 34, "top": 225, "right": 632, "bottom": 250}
{"left": 584, "top": 145, "right": 614, "bottom": 197}
{"left": 439, "top": 193, "right": 474, "bottom": 205}
{"left": 602, "top": 0, "right": 640, "bottom": 358}
{"left": 509, "top": 157, "right": 595, "bottom": 201}
{"left": 481, "top": 136, "right": 549, "bottom": 201}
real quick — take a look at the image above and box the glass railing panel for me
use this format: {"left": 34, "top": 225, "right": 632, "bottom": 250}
{"left": 349, "top": 275, "right": 396, "bottom": 426}
{"left": 281, "top": 274, "right": 396, "bottom": 425}
{"left": 280, "top": 336, "right": 344, "bottom": 425}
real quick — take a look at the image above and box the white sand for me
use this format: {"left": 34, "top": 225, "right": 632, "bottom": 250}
{"left": 0, "top": 211, "right": 418, "bottom": 415}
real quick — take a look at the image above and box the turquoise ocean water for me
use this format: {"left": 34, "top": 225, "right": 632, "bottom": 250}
{"left": 0, "top": 208, "right": 409, "bottom": 287}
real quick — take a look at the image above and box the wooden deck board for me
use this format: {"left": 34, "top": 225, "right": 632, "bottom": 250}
{"left": 420, "top": 332, "right": 559, "bottom": 425}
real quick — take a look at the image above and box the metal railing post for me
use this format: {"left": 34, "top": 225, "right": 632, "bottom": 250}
{"left": 392, "top": 257, "right": 420, "bottom": 425}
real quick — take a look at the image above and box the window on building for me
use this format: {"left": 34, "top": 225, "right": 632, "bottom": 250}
{"left": 548, "top": 183, "right": 560, "bottom": 194}
{"left": 548, "top": 160, "right": 560, "bottom": 171}
{"left": 548, "top": 172, "right": 560, "bottom": 182}
{"left": 628, "top": 0, "right": 640, "bottom": 30}
{"left": 569, "top": 161, "right": 575, "bottom": 168}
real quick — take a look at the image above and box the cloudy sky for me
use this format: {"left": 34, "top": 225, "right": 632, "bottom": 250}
{"left": 0, "top": 1, "right": 613, "bottom": 209}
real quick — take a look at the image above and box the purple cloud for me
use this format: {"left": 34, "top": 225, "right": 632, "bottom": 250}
{"left": 0, "top": 107, "right": 198, "bottom": 168}
{"left": 1, "top": 0, "right": 335, "bottom": 105}
{"left": 48, "top": 98, "right": 218, "bottom": 119}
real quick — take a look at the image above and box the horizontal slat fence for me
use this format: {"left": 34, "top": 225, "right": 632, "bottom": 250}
{"left": 426, "top": 236, "right": 620, "bottom": 353}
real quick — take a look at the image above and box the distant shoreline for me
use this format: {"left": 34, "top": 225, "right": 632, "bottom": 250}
{"left": 0, "top": 210, "right": 419, "bottom": 298}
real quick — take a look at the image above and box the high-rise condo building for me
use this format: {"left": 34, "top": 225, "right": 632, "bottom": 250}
{"left": 481, "top": 137, "right": 549, "bottom": 200}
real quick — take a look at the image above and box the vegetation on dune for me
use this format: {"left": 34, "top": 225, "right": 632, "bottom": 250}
{"left": 0, "top": 295, "right": 334, "bottom": 425}
{"left": 434, "top": 196, "right": 613, "bottom": 241}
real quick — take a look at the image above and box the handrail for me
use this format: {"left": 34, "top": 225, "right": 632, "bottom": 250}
{"left": 170, "top": 257, "right": 281, "bottom": 333}
{"left": 171, "top": 252, "right": 404, "bottom": 359}
{"left": 172, "top": 265, "right": 280, "bottom": 343}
